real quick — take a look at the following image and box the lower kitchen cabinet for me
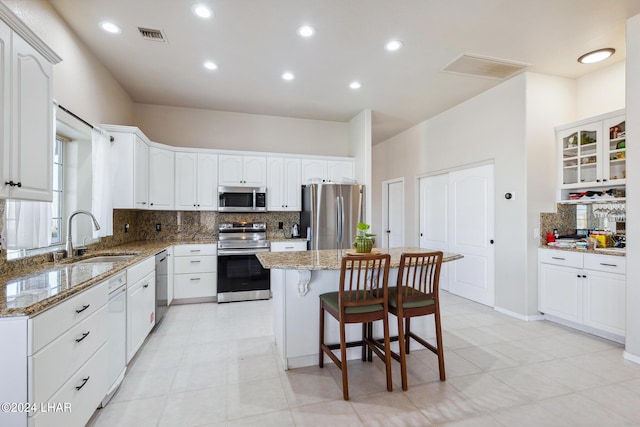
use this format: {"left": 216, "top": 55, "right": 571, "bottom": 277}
{"left": 538, "top": 248, "right": 626, "bottom": 341}
{"left": 0, "top": 279, "right": 109, "bottom": 427}
{"left": 173, "top": 244, "right": 217, "bottom": 302}
{"left": 126, "top": 257, "right": 156, "bottom": 363}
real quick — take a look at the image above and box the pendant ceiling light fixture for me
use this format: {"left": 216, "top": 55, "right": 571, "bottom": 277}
{"left": 578, "top": 48, "right": 615, "bottom": 64}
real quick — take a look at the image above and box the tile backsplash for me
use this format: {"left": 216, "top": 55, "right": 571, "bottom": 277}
{"left": 0, "top": 201, "right": 300, "bottom": 272}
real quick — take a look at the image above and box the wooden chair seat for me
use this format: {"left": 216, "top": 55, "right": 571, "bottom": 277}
{"left": 370, "top": 252, "right": 445, "bottom": 391}
{"left": 319, "top": 253, "right": 393, "bottom": 400}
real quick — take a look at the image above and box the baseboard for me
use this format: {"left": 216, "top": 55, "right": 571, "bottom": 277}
{"left": 623, "top": 351, "right": 640, "bottom": 365}
{"left": 493, "top": 306, "right": 545, "bottom": 321}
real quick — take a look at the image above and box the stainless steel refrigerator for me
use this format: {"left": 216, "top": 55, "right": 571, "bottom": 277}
{"left": 300, "top": 183, "right": 365, "bottom": 250}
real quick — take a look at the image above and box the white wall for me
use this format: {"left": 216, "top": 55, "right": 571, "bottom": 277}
{"left": 133, "top": 103, "right": 349, "bottom": 156}
{"left": 3, "top": 0, "right": 134, "bottom": 126}
{"left": 348, "top": 109, "right": 372, "bottom": 223}
{"left": 525, "top": 73, "right": 576, "bottom": 314}
{"left": 624, "top": 13, "right": 640, "bottom": 362}
{"left": 576, "top": 60, "right": 626, "bottom": 119}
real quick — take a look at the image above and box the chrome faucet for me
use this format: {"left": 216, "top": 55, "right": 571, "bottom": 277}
{"left": 66, "top": 210, "right": 101, "bottom": 258}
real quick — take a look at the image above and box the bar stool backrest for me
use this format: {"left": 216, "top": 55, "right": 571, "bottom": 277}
{"left": 397, "top": 252, "right": 443, "bottom": 302}
{"left": 339, "top": 254, "right": 391, "bottom": 310}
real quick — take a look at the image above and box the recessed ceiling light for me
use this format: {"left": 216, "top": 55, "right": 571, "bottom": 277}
{"left": 282, "top": 71, "right": 295, "bottom": 81}
{"left": 385, "top": 39, "right": 403, "bottom": 51}
{"left": 297, "top": 25, "right": 316, "bottom": 38}
{"left": 578, "top": 48, "right": 615, "bottom": 64}
{"left": 349, "top": 81, "right": 362, "bottom": 90}
{"left": 192, "top": 4, "right": 213, "bottom": 19}
{"left": 99, "top": 21, "right": 122, "bottom": 34}
{"left": 203, "top": 61, "right": 218, "bottom": 70}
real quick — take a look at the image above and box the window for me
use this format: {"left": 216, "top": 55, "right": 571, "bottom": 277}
{"left": 51, "top": 135, "right": 65, "bottom": 244}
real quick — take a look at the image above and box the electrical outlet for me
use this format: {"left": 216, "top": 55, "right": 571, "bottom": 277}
{"left": 156, "top": 223, "right": 162, "bottom": 232}
{"left": 278, "top": 222, "right": 284, "bottom": 229}
{"left": 124, "top": 223, "right": 129, "bottom": 233}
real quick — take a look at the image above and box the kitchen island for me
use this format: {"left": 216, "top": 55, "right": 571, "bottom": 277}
{"left": 257, "top": 247, "right": 462, "bottom": 369}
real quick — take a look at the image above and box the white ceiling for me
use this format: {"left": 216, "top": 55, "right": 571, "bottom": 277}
{"left": 48, "top": 0, "right": 640, "bottom": 144}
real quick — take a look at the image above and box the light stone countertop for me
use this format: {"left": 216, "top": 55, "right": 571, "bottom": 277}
{"left": 257, "top": 247, "right": 463, "bottom": 270}
{"left": 0, "top": 240, "right": 217, "bottom": 318}
{"left": 539, "top": 245, "right": 626, "bottom": 257}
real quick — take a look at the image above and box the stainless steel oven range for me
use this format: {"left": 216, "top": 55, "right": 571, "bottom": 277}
{"left": 217, "top": 222, "right": 270, "bottom": 303}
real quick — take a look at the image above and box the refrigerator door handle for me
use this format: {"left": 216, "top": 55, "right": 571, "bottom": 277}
{"left": 336, "top": 196, "right": 344, "bottom": 244}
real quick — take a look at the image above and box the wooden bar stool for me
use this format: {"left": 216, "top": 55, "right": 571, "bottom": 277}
{"left": 318, "top": 253, "right": 392, "bottom": 400}
{"left": 372, "top": 251, "right": 445, "bottom": 390}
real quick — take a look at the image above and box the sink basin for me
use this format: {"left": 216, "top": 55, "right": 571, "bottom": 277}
{"left": 74, "top": 255, "right": 137, "bottom": 264}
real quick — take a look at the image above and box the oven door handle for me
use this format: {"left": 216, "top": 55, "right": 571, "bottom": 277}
{"left": 218, "top": 249, "right": 270, "bottom": 256}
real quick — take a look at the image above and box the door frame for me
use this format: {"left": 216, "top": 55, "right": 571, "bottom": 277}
{"left": 381, "top": 177, "right": 405, "bottom": 248}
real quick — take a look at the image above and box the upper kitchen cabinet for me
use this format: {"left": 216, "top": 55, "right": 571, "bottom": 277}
{"left": 106, "top": 125, "right": 150, "bottom": 209}
{"left": 175, "top": 152, "right": 218, "bottom": 210}
{"left": 149, "top": 146, "right": 174, "bottom": 210}
{"left": 301, "top": 158, "right": 354, "bottom": 184}
{"left": 557, "top": 109, "right": 625, "bottom": 192}
{"left": 0, "top": 6, "right": 61, "bottom": 202}
{"left": 218, "top": 154, "right": 266, "bottom": 187}
{"left": 267, "top": 157, "right": 301, "bottom": 211}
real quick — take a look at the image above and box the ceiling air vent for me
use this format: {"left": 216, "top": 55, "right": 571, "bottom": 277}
{"left": 137, "top": 27, "right": 167, "bottom": 42}
{"left": 442, "top": 54, "right": 529, "bottom": 80}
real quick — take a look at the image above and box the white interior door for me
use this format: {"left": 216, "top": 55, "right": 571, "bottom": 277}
{"left": 448, "top": 164, "right": 495, "bottom": 306}
{"left": 419, "top": 173, "right": 449, "bottom": 290}
{"left": 383, "top": 179, "right": 404, "bottom": 248}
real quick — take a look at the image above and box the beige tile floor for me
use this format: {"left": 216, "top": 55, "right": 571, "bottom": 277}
{"left": 87, "top": 291, "right": 640, "bottom": 426}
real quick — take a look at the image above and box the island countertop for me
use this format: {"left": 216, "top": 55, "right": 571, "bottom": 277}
{"left": 257, "top": 247, "right": 463, "bottom": 270}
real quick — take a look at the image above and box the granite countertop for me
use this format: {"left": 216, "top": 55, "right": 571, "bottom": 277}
{"left": 0, "top": 240, "right": 217, "bottom": 318}
{"left": 539, "top": 245, "right": 626, "bottom": 257}
{"left": 256, "top": 247, "right": 463, "bottom": 270}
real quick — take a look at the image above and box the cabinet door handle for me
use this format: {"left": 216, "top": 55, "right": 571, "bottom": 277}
{"left": 582, "top": 275, "right": 587, "bottom": 278}
{"left": 190, "top": 249, "right": 201, "bottom": 253}
{"left": 75, "top": 376, "right": 90, "bottom": 391}
{"left": 190, "top": 277, "right": 201, "bottom": 281}
{"left": 285, "top": 246, "right": 294, "bottom": 249}
{"left": 4, "top": 180, "right": 22, "bottom": 187}
{"left": 551, "top": 257, "right": 565, "bottom": 261}
{"left": 75, "top": 331, "right": 90, "bottom": 343}
{"left": 577, "top": 274, "right": 581, "bottom": 278}
{"left": 600, "top": 263, "right": 618, "bottom": 267}
{"left": 143, "top": 283, "right": 149, "bottom": 288}
{"left": 75, "top": 304, "right": 90, "bottom": 314}
{"left": 190, "top": 260, "right": 201, "bottom": 263}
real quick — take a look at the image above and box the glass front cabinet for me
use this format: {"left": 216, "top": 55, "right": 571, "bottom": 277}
{"left": 557, "top": 110, "right": 625, "bottom": 190}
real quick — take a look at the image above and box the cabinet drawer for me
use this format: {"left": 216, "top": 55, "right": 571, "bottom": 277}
{"left": 29, "top": 280, "right": 108, "bottom": 355}
{"left": 29, "top": 305, "right": 107, "bottom": 405}
{"left": 271, "top": 241, "right": 307, "bottom": 252}
{"left": 584, "top": 253, "right": 626, "bottom": 274}
{"left": 127, "top": 256, "right": 155, "bottom": 284}
{"left": 174, "top": 273, "right": 217, "bottom": 299}
{"left": 173, "top": 244, "right": 217, "bottom": 257}
{"left": 29, "top": 344, "right": 107, "bottom": 427}
{"left": 174, "top": 255, "right": 217, "bottom": 274}
{"left": 538, "top": 249, "right": 583, "bottom": 268}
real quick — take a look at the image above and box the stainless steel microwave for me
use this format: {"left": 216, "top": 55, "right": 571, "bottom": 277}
{"left": 218, "top": 186, "right": 267, "bottom": 212}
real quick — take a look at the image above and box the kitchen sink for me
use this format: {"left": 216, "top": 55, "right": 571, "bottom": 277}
{"left": 74, "top": 254, "right": 137, "bottom": 263}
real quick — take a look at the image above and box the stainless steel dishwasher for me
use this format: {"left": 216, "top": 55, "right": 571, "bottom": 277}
{"left": 155, "top": 249, "right": 169, "bottom": 326}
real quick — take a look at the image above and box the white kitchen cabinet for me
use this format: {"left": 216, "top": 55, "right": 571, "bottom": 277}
{"left": 0, "top": 16, "right": 59, "bottom": 202}
{"left": 557, "top": 110, "right": 625, "bottom": 192}
{"left": 301, "top": 158, "right": 354, "bottom": 184}
{"left": 126, "top": 257, "right": 155, "bottom": 362}
{"left": 0, "top": 276, "right": 108, "bottom": 427}
{"left": 270, "top": 241, "right": 307, "bottom": 252}
{"left": 267, "top": 157, "right": 301, "bottom": 211}
{"left": 327, "top": 160, "right": 354, "bottom": 183}
{"left": 167, "top": 246, "right": 175, "bottom": 305}
{"left": 537, "top": 248, "right": 625, "bottom": 341}
{"left": 175, "top": 152, "right": 218, "bottom": 210}
{"left": 107, "top": 126, "right": 151, "bottom": 209}
{"left": 149, "top": 146, "right": 174, "bottom": 210}
{"left": 173, "top": 244, "right": 217, "bottom": 301}
{"left": 219, "top": 154, "right": 266, "bottom": 187}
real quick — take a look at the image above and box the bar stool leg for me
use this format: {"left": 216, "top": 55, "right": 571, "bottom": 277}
{"left": 396, "top": 312, "right": 408, "bottom": 391}
{"left": 319, "top": 303, "right": 325, "bottom": 368}
{"left": 340, "top": 319, "right": 349, "bottom": 400}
